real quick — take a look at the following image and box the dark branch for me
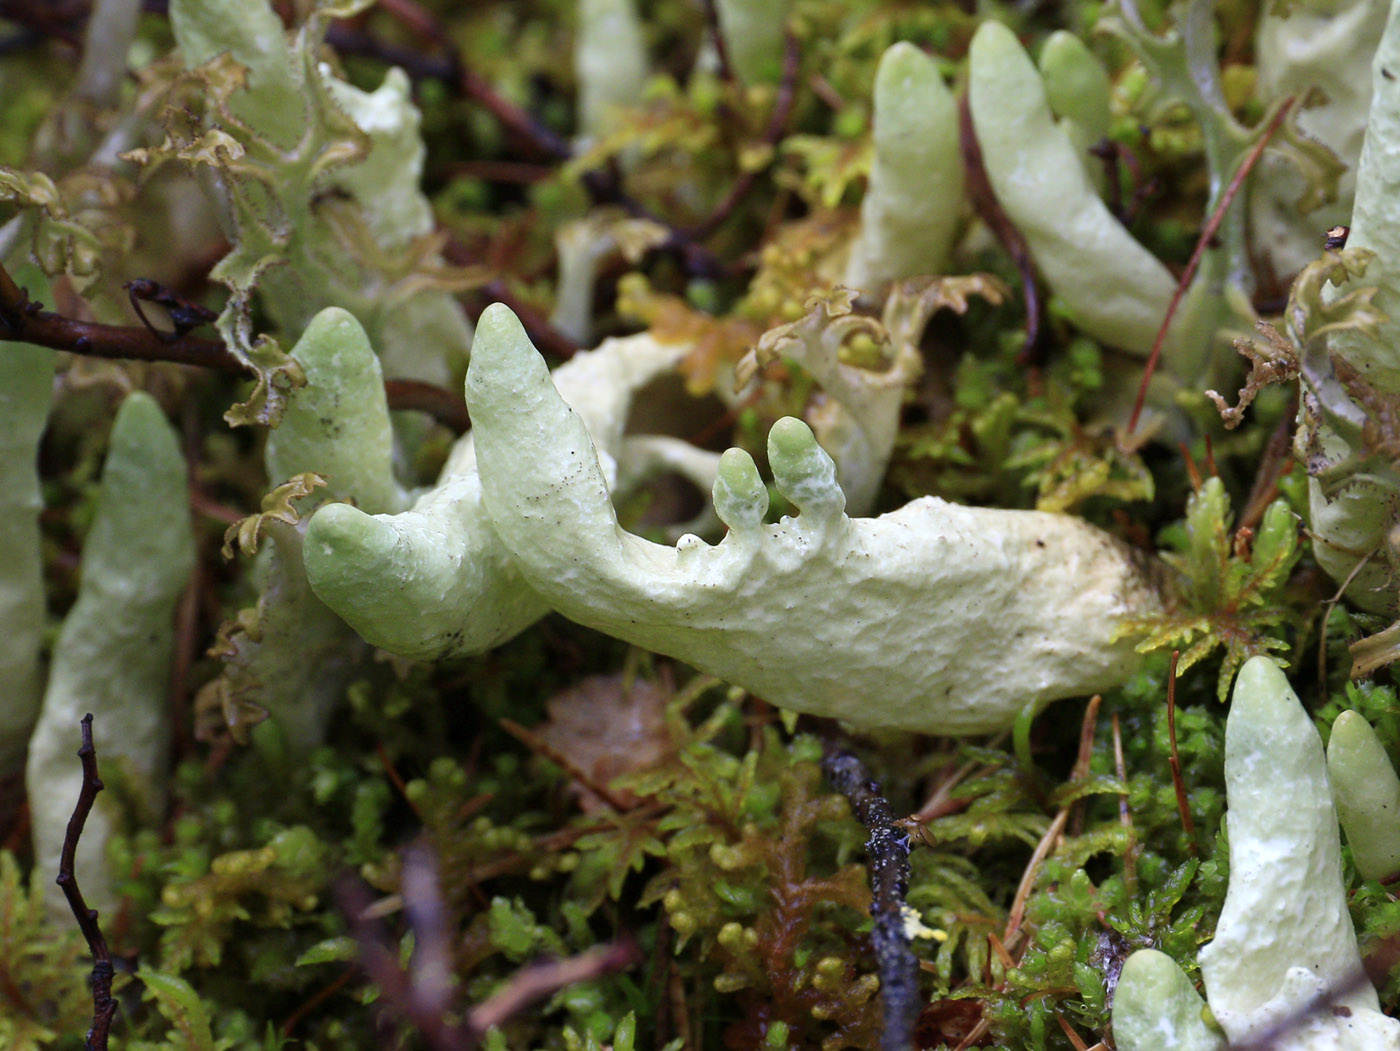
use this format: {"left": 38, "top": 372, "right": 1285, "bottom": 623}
{"left": 0, "top": 262, "right": 244, "bottom": 372}
{"left": 823, "top": 749, "right": 918, "bottom": 1051}
{"left": 696, "top": 0, "right": 735, "bottom": 87}
{"left": 0, "top": 261, "right": 472, "bottom": 432}
{"left": 383, "top": 380, "right": 471, "bottom": 432}
{"left": 56, "top": 714, "right": 118, "bottom": 1051}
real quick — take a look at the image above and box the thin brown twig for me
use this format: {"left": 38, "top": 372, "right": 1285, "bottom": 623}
{"left": 1055, "top": 1013, "right": 1090, "bottom": 1051}
{"left": 339, "top": 874, "right": 468, "bottom": 1051}
{"left": 440, "top": 238, "right": 581, "bottom": 360}
{"left": 339, "top": 861, "right": 641, "bottom": 1051}
{"left": 684, "top": 31, "right": 801, "bottom": 241}
{"left": 1112, "top": 713, "right": 1137, "bottom": 895}
{"left": 696, "top": 0, "right": 734, "bottom": 87}
{"left": 960, "top": 94, "right": 1041, "bottom": 366}
{"left": 1127, "top": 97, "right": 1296, "bottom": 434}
{"left": 1166, "top": 651, "right": 1198, "bottom": 853}
{"left": 1237, "top": 391, "right": 1298, "bottom": 533}
{"left": 1004, "top": 696, "right": 1101, "bottom": 951}
{"left": 497, "top": 717, "right": 638, "bottom": 813}
{"left": 383, "top": 379, "right": 471, "bottom": 432}
{"left": 1068, "top": 694, "right": 1102, "bottom": 837}
{"left": 280, "top": 968, "right": 356, "bottom": 1038}
{"left": 467, "top": 940, "right": 642, "bottom": 1035}
{"left": 56, "top": 714, "right": 118, "bottom": 1051}
{"left": 0, "top": 261, "right": 244, "bottom": 372}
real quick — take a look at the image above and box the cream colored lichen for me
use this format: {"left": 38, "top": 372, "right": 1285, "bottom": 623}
{"left": 303, "top": 326, "right": 715, "bottom": 660}
{"left": 1114, "top": 658, "right": 1400, "bottom": 1051}
{"left": 465, "top": 303, "right": 1161, "bottom": 735}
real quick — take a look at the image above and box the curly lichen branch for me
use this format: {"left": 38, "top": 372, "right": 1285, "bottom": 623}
{"left": 822, "top": 751, "right": 918, "bottom": 1051}
{"left": 1206, "top": 320, "right": 1301, "bottom": 430}
{"left": 1126, "top": 96, "right": 1296, "bottom": 435}
{"left": 56, "top": 714, "right": 117, "bottom": 1051}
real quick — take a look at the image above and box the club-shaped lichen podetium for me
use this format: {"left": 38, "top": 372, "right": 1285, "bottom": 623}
{"left": 967, "top": 21, "right": 1177, "bottom": 359}
{"left": 842, "top": 41, "right": 963, "bottom": 294}
{"left": 1113, "top": 657, "right": 1400, "bottom": 1051}
{"left": 25, "top": 392, "right": 195, "bottom": 917}
{"left": 463, "top": 303, "right": 1163, "bottom": 735}
{"left": 302, "top": 327, "right": 710, "bottom": 661}
{"left": 1326, "top": 709, "right": 1400, "bottom": 883}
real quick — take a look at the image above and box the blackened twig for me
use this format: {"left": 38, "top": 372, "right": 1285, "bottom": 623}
{"left": 823, "top": 750, "right": 918, "bottom": 1051}
{"left": 0, "top": 261, "right": 243, "bottom": 373}
{"left": 124, "top": 279, "right": 219, "bottom": 343}
{"left": 57, "top": 714, "right": 118, "bottom": 1051}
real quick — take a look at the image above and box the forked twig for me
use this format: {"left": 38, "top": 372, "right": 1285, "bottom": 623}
{"left": 56, "top": 714, "right": 118, "bottom": 1051}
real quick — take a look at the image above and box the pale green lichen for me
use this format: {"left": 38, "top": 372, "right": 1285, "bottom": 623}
{"left": 842, "top": 41, "right": 962, "bottom": 293}
{"left": 967, "top": 21, "right": 1181, "bottom": 360}
{"left": 1294, "top": 0, "right": 1400, "bottom": 620}
{"left": 464, "top": 303, "right": 1161, "bottom": 735}
{"left": 303, "top": 327, "right": 707, "bottom": 661}
{"left": 0, "top": 264, "right": 54, "bottom": 777}
{"left": 1038, "top": 30, "right": 1112, "bottom": 151}
{"left": 25, "top": 392, "right": 194, "bottom": 916}
{"left": 148, "top": 0, "right": 473, "bottom": 420}
{"left": 1250, "top": 0, "right": 1386, "bottom": 280}
{"left": 207, "top": 308, "right": 407, "bottom": 749}
{"left": 1327, "top": 709, "right": 1400, "bottom": 882}
{"left": 713, "top": 0, "right": 788, "bottom": 85}
{"left": 574, "top": 0, "right": 648, "bottom": 146}
{"left": 1114, "top": 658, "right": 1400, "bottom": 1051}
